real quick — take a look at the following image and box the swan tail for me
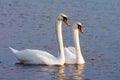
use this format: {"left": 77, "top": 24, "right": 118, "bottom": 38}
{"left": 9, "top": 47, "right": 19, "bottom": 53}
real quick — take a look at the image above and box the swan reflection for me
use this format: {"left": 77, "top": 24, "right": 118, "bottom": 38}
{"left": 54, "top": 64, "right": 84, "bottom": 80}
{"left": 72, "top": 64, "right": 84, "bottom": 80}
{"left": 54, "top": 65, "right": 65, "bottom": 79}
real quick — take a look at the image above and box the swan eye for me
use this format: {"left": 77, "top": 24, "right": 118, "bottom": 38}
{"left": 62, "top": 16, "right": 68, "bottom": 21}
{"left": 78, "top": 24, "right": 82, "bottom": 29}
{"left": 77, "top": 24, "right": 83, "bottom": 33}
{"left": 62, "top": 16, "right": 70, "bottom": 26}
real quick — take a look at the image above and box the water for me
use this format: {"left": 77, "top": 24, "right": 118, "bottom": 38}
{"left": 0, "top": 0, "right": 120, "bottom": 80}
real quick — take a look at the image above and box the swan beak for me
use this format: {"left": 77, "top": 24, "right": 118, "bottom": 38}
{"left": 79, "top": 27, "right": 83, "bottom": 33}
{"left": 63, "top": 20, "right": 70, "bottom": 26}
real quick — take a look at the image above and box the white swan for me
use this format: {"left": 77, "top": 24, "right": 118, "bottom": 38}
{"left": 9, "top": 13, "right": 70, "bottom": 65}
{"left": 64, "top": 22, "right": 85, "bottom": 64}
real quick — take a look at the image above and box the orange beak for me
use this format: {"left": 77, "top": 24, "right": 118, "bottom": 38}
{"left": 63, "top": 20, "right": 70, "bottom": 26}
{"left": 79, "top": 27, "right": 83, "bottom": 33}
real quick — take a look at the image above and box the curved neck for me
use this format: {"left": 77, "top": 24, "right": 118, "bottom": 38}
{"left": 72, "top": 28, "right": 85, "bottom": 64}
{"left": 55, "top": 19, "right": 65, "bottom": 64}
{"left": 73, "top": 29, "right": 81, "bottom": 54}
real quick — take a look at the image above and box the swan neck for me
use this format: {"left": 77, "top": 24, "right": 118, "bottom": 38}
{"left": 55, "top": 19, "right": 65, "bottom": 64}
{"left": 73, "top": 29, "right": 81, "bottom": 53}
{"left": 72, "top": 28, "right": 85, "bottom": 64}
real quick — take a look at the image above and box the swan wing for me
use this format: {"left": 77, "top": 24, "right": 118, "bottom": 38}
{"left": 64, "top": 47, "right": 76, "bottom": 64}
{"left": 67, "top": 46, "right": 76, "bottom": 54}
{"left": 9, "top": 47, "right": 58, "bottom": 65}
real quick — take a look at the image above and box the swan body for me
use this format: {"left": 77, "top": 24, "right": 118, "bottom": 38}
{"left": 10, "top": 13, "right": 70, "bottom": 65}
{"left": 65, "top": 22, "right": 85, "bottom": 64}
{"left": 9, "top": 48, "right": 58, "bottom": 64}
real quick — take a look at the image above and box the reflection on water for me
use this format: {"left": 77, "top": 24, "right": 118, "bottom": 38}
{"left": 72, "top": 65, "right": 84, "bottom": 80}
{"left": 54, "top": 65, "right": 65, "bottom": 79}
{"left": 54, "top": 64, "right": 84, "bottom": 80}
{"left": 1, "top": 64, "right": 84, "bottom": 80}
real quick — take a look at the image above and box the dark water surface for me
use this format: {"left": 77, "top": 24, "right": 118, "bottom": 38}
{"left": 0, "top": 0, "right": 120, "bottom": 80}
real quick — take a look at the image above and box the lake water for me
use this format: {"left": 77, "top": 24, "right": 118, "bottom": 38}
{"left": 0, "top": 0, "right": 120, "bottom": 80}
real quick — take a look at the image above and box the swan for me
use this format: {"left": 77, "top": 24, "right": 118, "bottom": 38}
{"left": 64, "top": 22, "right": 85, "bottom": 64}
{"left": 9, "top": 13, "right": 70, "bottom": 65}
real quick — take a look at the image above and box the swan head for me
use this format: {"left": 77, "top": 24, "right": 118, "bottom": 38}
{"left": 72, "top": 22, "right": 83, "bottom": 33}
{"left": 57, "top": 13, "right": 70, "bottom": 26}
